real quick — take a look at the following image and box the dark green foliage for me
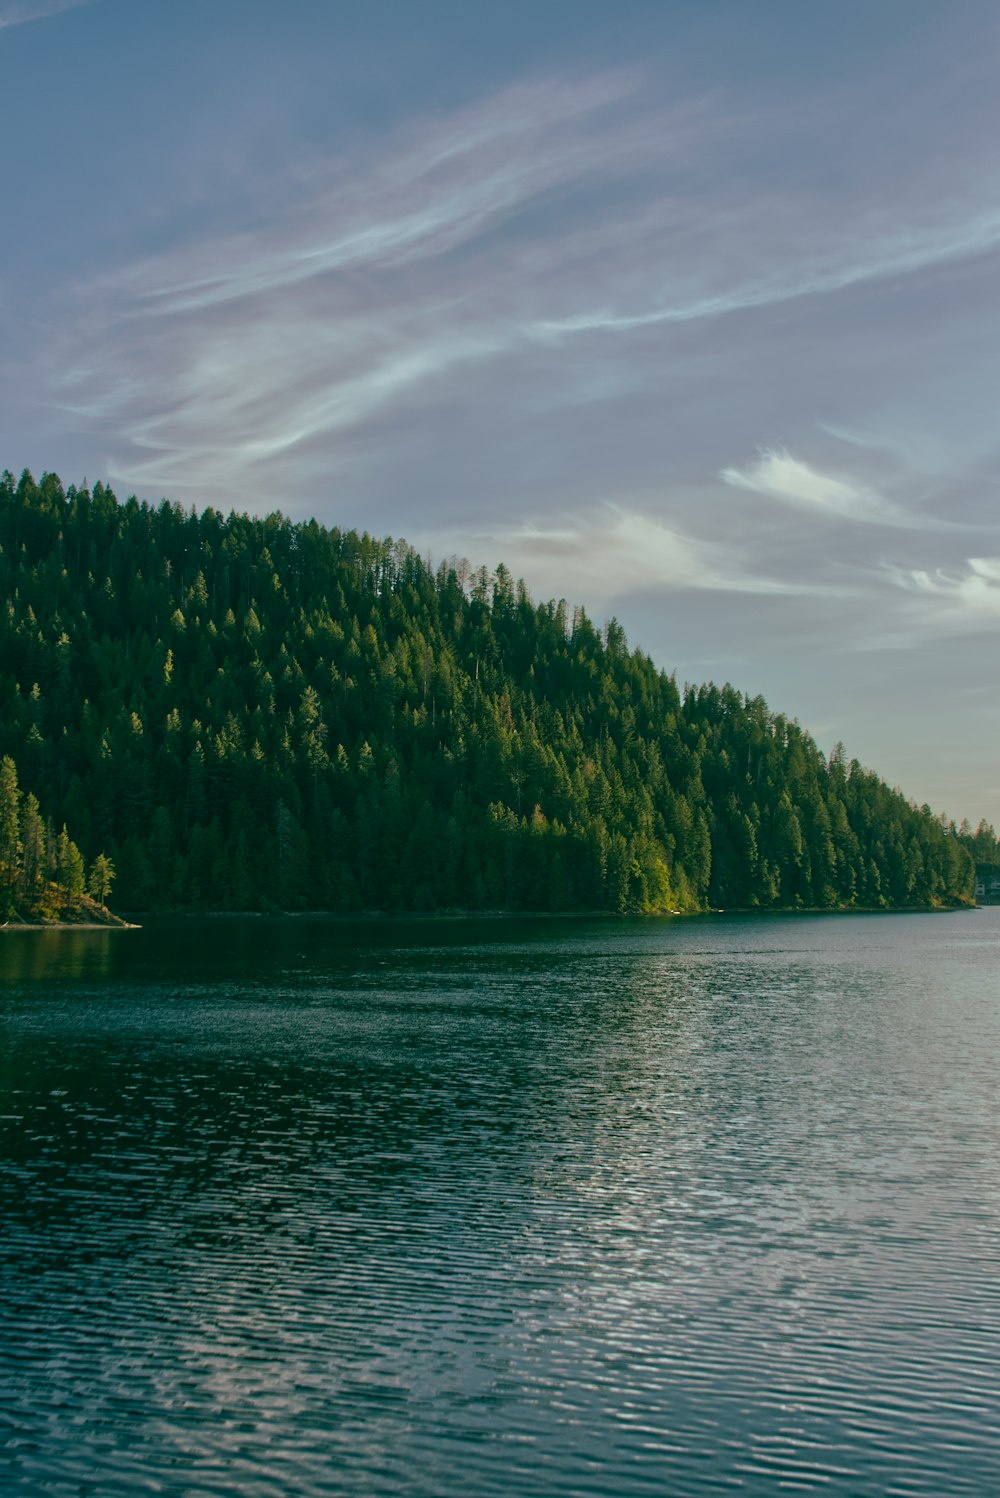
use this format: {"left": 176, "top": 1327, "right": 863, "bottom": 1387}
{"left": 956, "top": 818, "right": 1000, "bottom": 900}
{"left": 957, "top": 817, "right": 1000, "bottom": 867}
{"left": 0, "top": 753, "right": 112, "bottom": 923}
{"left": 0, "top": 468, "right": 976, "bottom": 913}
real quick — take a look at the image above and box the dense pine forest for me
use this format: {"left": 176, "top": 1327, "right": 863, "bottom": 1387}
{"left": 0, "top": 468, "right": 981, "bottom": 916}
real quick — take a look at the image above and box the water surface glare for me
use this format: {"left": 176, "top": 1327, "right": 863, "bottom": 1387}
{"left": 2, "top": 910, "right": 999, "bottom": 1495}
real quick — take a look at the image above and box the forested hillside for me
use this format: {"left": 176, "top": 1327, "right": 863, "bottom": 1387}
{"left": 0, "top": 469, "right": 975, "bottom": 913}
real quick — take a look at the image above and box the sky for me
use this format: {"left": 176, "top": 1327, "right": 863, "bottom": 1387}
{"left": 2, "top": 0, "right": 1000, "bottom": 828}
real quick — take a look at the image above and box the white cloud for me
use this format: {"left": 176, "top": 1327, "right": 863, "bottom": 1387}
{"left": 968, "top": 556, "right": 1000, "bottom": 584}
{"left": 417, "top": 503, "right": 837, "bottom": 611}
{"left": 892, "top": 555, "right": 1000, "bottom": 620}
{"left": 0, "top": 0, "right": 92, "bottom": 27}
{"left": 720, "top": 448, "right": 907, "bottom": 524}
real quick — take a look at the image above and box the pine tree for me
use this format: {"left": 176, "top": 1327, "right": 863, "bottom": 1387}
{"left": 87, "top": 853, "right": 116, "bottom": 906}
{"left": 0, "top": 756, "right": 20, "bottom": 875}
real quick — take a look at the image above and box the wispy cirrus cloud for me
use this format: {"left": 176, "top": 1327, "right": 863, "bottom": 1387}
{"left": 532, "top": 202, "right": 1000, "bottom": 341}
{"left": 0, "top": 0, "right": 93, "bottom": 28}
{"left": 127, "top": 72, "right": 647, "bottom": 318}
{"left": 720, "top": 448, "right": 908, "bottom": 525}
{"left": 52, "top": 72, "right": 666, "bottom": 500}
{"left": 419, "top": 502, "right": 847, "bottom": 612}
{"left": 889, "top": 555, "right": 1000, "bottom": 626}
{"left": 41, "top": 52, "right": 1000, "bottom": 541}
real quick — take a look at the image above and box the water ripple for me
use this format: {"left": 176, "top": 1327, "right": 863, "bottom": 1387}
{"left": 1, "top": 910, "right": 999, "bottom": 1494}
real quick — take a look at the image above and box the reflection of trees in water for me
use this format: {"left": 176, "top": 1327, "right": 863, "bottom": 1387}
{"left": 0, "top": 928, "right": 115, "bottom": 985}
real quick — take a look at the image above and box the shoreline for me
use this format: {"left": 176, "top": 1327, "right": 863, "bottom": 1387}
{"left": 1, "top": 919, "right": 141, "bottom": 932}
{"left": 2, "top": 901, "right": 979, "bottom": 931}
{"left": 111, "top": 902, "right": 976, "bottom": 923}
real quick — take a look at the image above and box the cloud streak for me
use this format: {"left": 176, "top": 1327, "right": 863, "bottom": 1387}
{"left": 720, "top": 448, "right": 908, "bottom": 525}
{"left": 127, "top": 74, "right": 645, "bottom": 317}
{"left": 890, "top": 555, "right": 1000, "bottom": 627}
{"left": 51, "top": 72, "right": 663, "bottom": 498}
{"left": 532, "top": 203, "right": 1000, "bottom": 341}
{"left": 0, "top": 0, "right": 93, "bottom": 28}
{"left": 419, "top": 503, "right": 848, "bottom": 613}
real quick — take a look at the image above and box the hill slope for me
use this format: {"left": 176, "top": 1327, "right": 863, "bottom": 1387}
{"left": 0, "top": 469, "right": 974, "bottom": 913}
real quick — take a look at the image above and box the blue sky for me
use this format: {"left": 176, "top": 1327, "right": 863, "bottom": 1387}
{"left": 3, "top": 1, "right": 1000, "bottom": 826}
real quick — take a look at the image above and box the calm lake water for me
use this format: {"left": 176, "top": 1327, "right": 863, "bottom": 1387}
{"left": 2, "top": 909, "right": 999, "bottom": 1496}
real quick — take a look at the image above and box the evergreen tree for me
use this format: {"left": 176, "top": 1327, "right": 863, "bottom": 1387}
{"left": 56, "top": 825, "right": 86, "bottom": 898}
{"left": 0, "top": 756, "right": 20, "bottom": 875}
{"left": 87, "top": 853, "right": 116, "bottom": 906}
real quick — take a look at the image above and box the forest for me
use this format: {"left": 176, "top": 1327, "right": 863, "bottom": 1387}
{"left": 0, "top": 467, "right": 985, "bottom": 916}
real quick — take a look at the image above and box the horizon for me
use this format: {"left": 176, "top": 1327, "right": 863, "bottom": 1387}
{"left": 3, "top": 1, "right": 999, "bottom": 826}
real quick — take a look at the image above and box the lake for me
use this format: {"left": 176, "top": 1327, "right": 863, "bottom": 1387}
{"left": 2, "top": 909, "right": 999, "bottom": 1495}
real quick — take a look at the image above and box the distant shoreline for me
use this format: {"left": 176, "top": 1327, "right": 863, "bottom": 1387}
{"left": 109, "top": 902, "right": 976, "bottom": 923}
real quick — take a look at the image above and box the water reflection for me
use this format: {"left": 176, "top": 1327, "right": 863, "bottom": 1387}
{"left": 0, "top": 927, "right": 118, "bottom": 984}
{"left": 1, "top": 911, "right": 999, "bottom": 1495}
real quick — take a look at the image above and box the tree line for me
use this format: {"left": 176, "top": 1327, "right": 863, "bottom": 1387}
{"left": 0, "top": 467, "right": 976, "bottom": 915}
